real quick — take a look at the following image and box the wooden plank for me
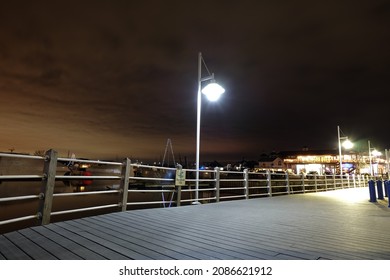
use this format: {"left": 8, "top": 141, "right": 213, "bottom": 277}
{"left": 32, "top": 225, "right": 106, "bottom": 260}
{"left": 125, "top": 210, "right": 310, "bottom": 259}
{"left": 157, "top": 214, "right": 353, "bottom": 260}
{"left": 4, "top": 231, "right": 56, "bottom": 259}
{"left": 116, "top": 211, "right": 285, "bottom": 259}
{"left": 45, "top": 223, "right": 130, "bottom": 260}
{"left": 93, "top": 214, "right": 229, "bottom": 259}
{"left": 91, "top": 214, "right": 244, "bottom": 260}
{"left": 18, "top": 228, "right": 82, "bottom": 260}
{"left": 75, "top": 217, "right": 203, "bottom": 260}
{"left": 54, "top": 221, "right": 153, "bottom": 260}
{"left": 116, "top": 212, "right": 302, "bottom": 258}
{"left": 0, "top": 235, "right": 32, "bottom": 260}
{"left": 63, "top": 219, "right": 183, "bottom": 260}
{"left": 113, "top": 213, "right": 260, "bottom": 259}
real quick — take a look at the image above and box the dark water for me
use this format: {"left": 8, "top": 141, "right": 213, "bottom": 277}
{"left": 0, "top": 179, "right": 176, "bottom": 234}
{"left": 0, "top": 157, "right": 177, "bottom": 234}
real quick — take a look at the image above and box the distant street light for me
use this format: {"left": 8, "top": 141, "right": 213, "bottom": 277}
{"left": 368, "top": 140, "right": 382, "bottom": 176}
{"left": 337, "top": 125, "right": 353, "bottom": 176}
{"left": 195, "top": 52, "right": 225, "bottom": 204}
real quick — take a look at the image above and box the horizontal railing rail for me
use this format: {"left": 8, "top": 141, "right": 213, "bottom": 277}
{"left": 0, "top": 149, "right": 377, "bottom": 233}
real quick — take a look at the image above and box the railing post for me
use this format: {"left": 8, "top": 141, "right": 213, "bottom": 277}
{"left": 347, "top": 175, "right": 350, "bottom": 188}
{"left": 324, "top": 174, "right": 328, "bottom": 191}
{"left": 214, "top": 167, "right": 220, "bottom": 203}
{"left": 38, "top": 149, "right": 58, "bottom": 225}
{"left": 314, "top": 174, "right": 318, "bottom": 192}
{"left": 174, "top": 166, "right": 186, "bottom": 206}
{"left": 285, "top": 171, "right": 290, "bottom": 194}
{"left": 301, "top": 173, "right": 305, "bottom": 193}
{"left": 119, "top": 158, "right": 131, "bottom": 212}
{"left": 267, "top": 170, "right": 272, "bottom": 197}
{"left": 243, "top": 168, "right": 249, "bottom": 199}
{"left": 333, "top": 173, "right": 336, "bottom": 190}
{"left": 175, "top": 186, "right": 182, "bottom": 207}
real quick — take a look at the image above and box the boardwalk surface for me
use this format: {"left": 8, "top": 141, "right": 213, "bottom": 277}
{"left": 0, "top": 187, "right": 389, "bottom": 260}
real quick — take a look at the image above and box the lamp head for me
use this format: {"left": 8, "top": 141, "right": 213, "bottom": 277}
{"left": 342, "top": 139, "right": 353, "bottom": 149}
{"left": 201, "top": 81, "right": 225, "bottom": 101}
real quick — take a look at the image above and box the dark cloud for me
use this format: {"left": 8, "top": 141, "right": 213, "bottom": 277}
{"left": 0, "top": 0, "right": 389, "bottom": 162}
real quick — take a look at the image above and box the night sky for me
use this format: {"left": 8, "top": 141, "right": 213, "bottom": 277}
{"left": 1, "top": 0, "right": 389, "bottom": 163}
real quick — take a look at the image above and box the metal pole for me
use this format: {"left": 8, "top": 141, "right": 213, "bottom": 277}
{"left": 194, "top": 52, "right": 223, "bottom": 204}
{"left": 195, "top": 52, "right": 202, "bottom": 204}
{"left": 368, "top": 140, "right": 373, "bottom": 177}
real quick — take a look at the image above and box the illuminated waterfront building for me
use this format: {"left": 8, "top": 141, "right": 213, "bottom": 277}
{"left": 257, "top": 149, "right": 387, "bottom": 175}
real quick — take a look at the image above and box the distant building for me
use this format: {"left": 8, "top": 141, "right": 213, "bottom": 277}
{"left": 256, "top": 154, "right": 285, "bottom": 170}
{"left": 279, "top": 149, "right": 340, "bottom": 175}
{"left": 256, "top": 149, "right": 387, "bottom": 175}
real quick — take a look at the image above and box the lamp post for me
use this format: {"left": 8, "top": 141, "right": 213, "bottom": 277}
{"left": 337, "top": 125, "right": 353, "bottom": 176}
{"left": 368, "top": 140, "right": 382, "bottom": 177}
{"left": 195, "top": 52, "right": 225, "bottom": 204}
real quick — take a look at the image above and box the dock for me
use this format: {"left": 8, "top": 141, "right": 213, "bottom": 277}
{"left": 0, "top": 187, "right": 389, "bottom": 260}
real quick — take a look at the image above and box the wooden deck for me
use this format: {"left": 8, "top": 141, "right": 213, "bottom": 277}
{"left": 0, "top": 187, "right": 389, "bottom": 260}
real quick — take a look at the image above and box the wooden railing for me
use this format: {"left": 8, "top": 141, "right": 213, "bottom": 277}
{"left": 0, "top": 150, "right": 374, "bottom": 233}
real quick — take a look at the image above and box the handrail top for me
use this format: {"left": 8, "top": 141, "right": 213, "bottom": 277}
{"left": 0, "top": 153, "right": 43, "bottom": 160}
{"left": 57, "top": 157, "right": 123, "bottom": 166}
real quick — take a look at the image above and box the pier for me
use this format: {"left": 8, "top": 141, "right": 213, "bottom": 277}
{"left": 1, "top": 187, "right": 389, "bottom": 260}
{"left": 1, "top": 150, "right": 389, "bottom": 260}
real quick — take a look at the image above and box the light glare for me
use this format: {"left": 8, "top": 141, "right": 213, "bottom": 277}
{"left": 317, "top": 188, "right": 368, "bottom": 203}
{"left": 342, "top": 139, "right": 353, "bottom": 149}
{"left": 201, "top": 82, "right": 225, "bottom": 101}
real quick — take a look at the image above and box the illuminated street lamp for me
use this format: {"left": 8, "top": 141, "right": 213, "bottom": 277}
{"left": 368, "top": 140, "right": 382, "bottom": 176}
{"left": 337, "top": 125, "right": 353, "bottom": 176}
{"left": 195, "top": 52, "right": 225, "bottom": 204}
